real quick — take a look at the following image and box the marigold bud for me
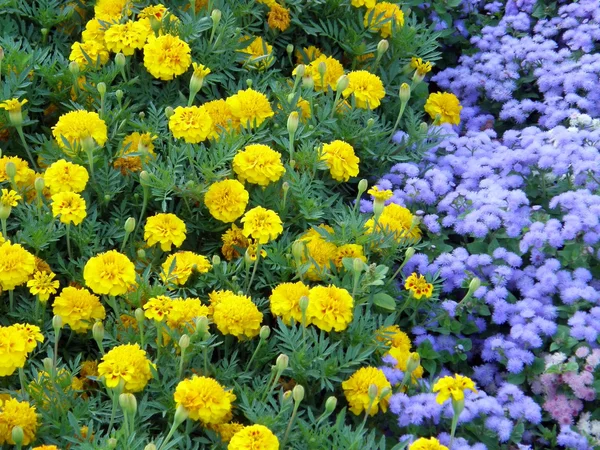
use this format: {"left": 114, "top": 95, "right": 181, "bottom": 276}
{"left": 135, "top": 308, "right": 145, "bottom": 323}
{"left": 282, "top": 182, "right": 290, "bottom": 194}
{"left": 0, "top": 204, "right": 10, "bottom": 220}
{"left": 406, "top": 352, "right": 420, "bottom": 374}
{"left": 399, "top": 83, "right": 411, "bottom": 104}
{"left": 137, "top": 249, "right": 146, "bottom": 260}
{"left": 373, "top": 199, "right": 385, "bottom": 218}
{"left": 115, "top": 52, "right": 126, "bottom": 69}
{"left": 212, "top": 254, "right": 221, "bottom": 266}
{"left": 42, "top": 357, "right": 53, "bottom": 372}
{"left": 380, "top": 386, "right": 391, "bottom": 399}
{"left": 5, "top": 161, "right": 16, "bottom": 179}
{"left": 69, "top": 61, "right": 80, "bottom": 77}
{"left": 107, "top": 438, "right": 118, "bottom": 449}
{"left": 286, "top": 44, "right": 294, "bottom": 55}
{"left": 325, "top": 396, "right": 337, "bottom": 413}
{"left": 11, "top": 426, "right": 24, "bottom": 447}
{"left": 419, "top": 122, "right": 428, "bottom": 133}
{"left": 287, "top": 111, "right": 299, "bottom": 135}
{"left": 97, "top": 82, "right": 106, "bottom": 96}
{"left": 174, "top": 404, "right": 189, "bottom": 425}
{"left": 469, "top": 277, "right": 481, "bottom": 293}
{"left": 211, "top": 9, "right": 222, "bottom": 26}
{"left": 405, "top": 247, "right": 415, "bottom": 261}
{"left": 367, "top": 383, "right": 379, "bottom": 400}
{"left": 299, "top": 296, "right": 309, "bottom": 313}
{"left": 179, "top": 334, "right": 191, "bottom": 350}
{"left": 119, "top": 393, "right": 137, "bottom": 415}
{"left": 336, "top": 75, "right": 349, "bottom": 92}
{"left": 52, "top": 315, "right": 63, "bottom": 330}
{"left": 92, "top": 321, "right": 104, "bottom": 342}
{"left": 144, "top": 445, "right": 157, "bottom": 450}
{"left": 276, "top": 354, "right": 289, "bottom": 372}
{"left": 124, "top": 217, "right": 135, "bottom": 233}
{"left": 295, "top": 64, "right": 305, "bottom": 78}
{"left": 317, "top": 61, "right": 327, "bottom": 78}
{"left": 302, "top": 76, "right": 314, "bottom": 89}
{"left": 282, "top": 390, "right": 293, "bottom": 406}
{"left": 164, "top": 106, "right": 174, "bottom": 118}
{"left": 358, "top": 179, "right": 368, "bottom": 195}
{"left": 139, "top": 170, "right": 151, "bottom": 185}
{"left": 0, "top": 46, "right": 4, "bottom": 62}
{"left": 293, "top": 384, "right": 305, "bottom": 403}
{"left": 246, "top": 79, "right": 253, "bottom": 89}
{"left": 353, "top": 257, "right": 364, "bottom": 274}
{"left": 116, "top": 90, "right": 124, "bottom": 102}
{"left": 291, "top": 240, "right": 305, "bottom": 261}
{"left": 377, "top": 39, "right": 389, "bottom": 56}
{"left": 195, "top": 316, "right": 209, "bottom": 337}
{"left": 260, "top": 325, "right": 271, "bottom": 340}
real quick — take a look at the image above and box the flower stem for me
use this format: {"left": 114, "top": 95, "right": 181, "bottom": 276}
{"left": 390, "top": 103, "right": 407, "bottom": 138}
{"left": 18, "top": 368, "right": 28, "bottom": 400}
{"left": 16, "top": 126, "right": 37, "bottom": 171}
{"left": 107, "top": 389, "right": 119, "bottom": 434}
{"left": 281, "top": 402, "right": 300, "bottom": 447}
{"left": 1, "top": 217, "right": 7, "bottom": 237}
{"left": 245, "top": 244, "right": 262, "bottom": 294}
{"left": 178, "top": 347, "right": 187, "bottom": 380}
{"left": 8, "top": 289, "right": 14, "bottom": 311}
{"left": 245, "top": 338, "right": 264, "bottom": 371}
{"left": 66, "top": 223, "right": 73, "bottom": 259}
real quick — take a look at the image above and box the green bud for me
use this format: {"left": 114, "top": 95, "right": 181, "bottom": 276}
{"left": 52, "top": 314, "right": 63, "bottom": 330}
{"left": 42, "top": 357, "right": 53, "bottom": 372}
{"left": 292, "top": 384, "right": 305, "bottom": 403}
{"left": 358, "top": 179, "right": 368, "bottom": 195}
{"left": 379, "top": 386, "right": 392, "bottom": 399}
{"left": 174, "top": 404, "right": 189, "bottom": 425}
{"left": 405, "top": 247, "right": 415, "bottom": 261}
{"left": 115, "top": 52, "right": 126, "bottom": 69}
{"left": 211, "top": 9, "right": 222, "bottom": 26}
{"left": 11, "top": 426, "right": 24, "bottom": 447}
{"left": 287, "top": 111, "right": 299, "bottom": 135}
{"left": 135, "top": 308, "right": 145, "bottom": 324}
{"left": 92, "top": 321, "right": 104, "bottom": 342}
{"left": 399, "top": 83, "right": 411, "bottom": 104}
{"left": 295, "top": 64, "right": 305, "bottom": 78}
{"left": 292, "top": 240, "right": 305, "bottom": 261}
{"left": 419, "top": 122, "right": 428, "bottom": 133}
{"left": 124, "top": 217, "right": 135, "bottom": 233}
{"left": 353, "top": 257, "right": 364, "bottom": 274}
{"left": 164, "top": 106, "right": 174, "bottom": 119}
{"left": 317, "top": 61, "right": 327, "bottom": 78}
{"left": 246, "top": 79, "right": 253, "bottom": 89}
{"left": 302, "top": 76, "right": 314, "bottom": 89}
{"left": 282, "top": 182, "right": 290, "bottom": 194}
{"left": 136, "top": 249, "right": 146, "bottom": 260}
{"left": 5, "top": 161, "right": 16, "bottom": 179}
{"left": 139, "top": 111, "right": 146, "bottom": 119}
{"left": 282, "top": 390, "right": 293, "bottom": 406}
{"left": 116, "top": 90, "right": 124, "bottom": 102}
{"left": 373, "top": 200, "right": 385, "bottom": 218}
{"left": 69, "top": 61, "right": 80, "bottom": 77}
{"left": 259, "top": 325, "right": 271, "bottom": 340}
{"left": 0, "top": 204, "right": 10, "bottom": 220}
{"left": 299, "top": 296, "right": 309, "bottom": 313}
{"left": 97, "top": 82, "right": 106, "bottom": 96}
{"left": 139, "top": 170, "right": 151, "bottom": 185}
{"left": 366, "top": 118, "right": 375, "bottom": 129}
{"left": 107, "top": 438, "right": 118, "bottom": 449}
{"left": 469, "top": 277, "right": 481, "bottom": 293}
{"left": 335, "top": 75, "right": 349, "bottom": 92}
{"left": 275, "top": 353, "right": 289, "bottom": 372}
{"left": 212, "top": 254, "right": 221, "bottom": 266}
{"left": 195, "top": 316, "right": 209, "bottom": 337}
{"left": 0, "top": 46, "right": 4, "bottom": 62}
{"left": 325, "top": 396, "right": 337, "bottom": 413}
{"left": 377, "top": 39, "right": 389, "bottom": 56}
{"left": 405, "top": 352, "right": 420, "bottom": 374}
{"left": 367, "top": 383, "right": 379, "bottom": 400}
{"left": 179, "top": 334, "right": 190, "bottom": 350}
{"left": 286, "top": 44, "right": 294, "bottom": 55}
{"left": 144, "top": 445, "right": 157, "bottom": 450}
{"left": 119, "top": 393, "right": 137, "bottom": 416}
{"left": 103, "top": 194, "right": 111, "bottom": 202}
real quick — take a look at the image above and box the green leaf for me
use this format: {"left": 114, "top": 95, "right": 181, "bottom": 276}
{"left": 421, "top": 358, "right": 437, "bottom": 375}
{"left": 372, "top": 292, "right": 396, "bottom": 311}
{"left": 506, "top": 372, "right": 526, "bottom": 385}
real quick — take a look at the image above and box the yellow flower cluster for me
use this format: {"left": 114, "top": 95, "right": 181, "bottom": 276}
{"left": 143, "top": 34, "right": 192, "bottom": 80}
{"left": 0, "top": 188, "right": 21, "bottom": 207}
{"left": 0, "top": 241, "right": 35, "bottom": 291}
{"left": 52, "top": 286, "right": 106, "bottom": 333}
{"left": 212, "top": 292, "right": 263, "bottom": 339}
{"left": 43, "top": 159, "right": 89, "bottom": 194}
{"left": 320, "top": 140, "right": 360, "bottom": 182}
{"left": 342, "top": 366, "right": 392, "bottom": 415}
{"left": 52, "top": 110, "right": 108, "bottom": 152}
{"left": 203, "top": 99, "right": 241, "bottom": 139}
{"left": 0, "top": 397, "right": 39, "bottom": 445}
{"left": 238, "top": 36, "right": 275, "bottom": 71}
{"left": 233, "top": 144, "right": 286, "bottom": 186}
{"left": 364, "top": 2, "right": 404, "bottom": 38}
{"left": 404, "top": 273, "right": 434, "bottom": 299}
{"left": 97, "top": 343, "right": 154, "bottom": 392}
{"left": 0, "top": 156, "right": 34, "bottom": 186}
{"left": 204, "top": 179, "right": 249, "bottom": 222}
{"left": 114, "top": 132, "right": 157, "bottom": 174}
{"left": 27, "top": 270, "right": 59, "bottom": 303}
{"left": 226, "top": 88, "right": 274, "bottom": 129}
{"left": 303, "top": 55, "right": 345, "bottom": 92}
{"left": 433, "top": 374, "right": 477, "bottom": 404}
{"left": 174, "top": 376, "right": 236, "bottom": 424}
{"left": 306, "top": 285, "right": 354, "bottom": 332}
{"left": 144, "top": 213, "right": 187, "bottom": 252}
{"left": 228, "top": 424, "right": 280, "bottom": 450}
{"left": 161, "top": 251, "right": 212, "bottom": 286}
{"left": 221, "top": 224, "right": 249, "bottom": 260}
{"left": 424, "top": 92, "right": 462, "bottom": 125}
{"left": 83, "top": 250, "right": 137, "bottom": 296}
{"left": 51, "top": 192, "right": 87, "bottom": 225}
{"left": 365, "top": 203, "right": 421, "bottom": 241}
{"left": 168, "top": 105, "right": 213, "bottom": 144}
{"left": 411, "top": 57, "right": 433, "bottom": 76}
{"left": 0, "top": 323, "right": 44, "bottom": 376}
{"left": 269, "top": 281, "right": 310, "bottom": 325}
{"left": 267, "top": 3, "right": 291, "bottom": 32}
{"left": 378, "top": 325, "right": 424, "bottom": 381}
{"left": 343, "top": 70, "right": 386, "bottom": 109}
{"left": 409, "top": 438, "right": 449, "bottom": 450}
{"left": 241, "top": 206, "right": 283, "bottom": 244}
{"left": 104, "top": 20, "right": 148, "bottom": 56}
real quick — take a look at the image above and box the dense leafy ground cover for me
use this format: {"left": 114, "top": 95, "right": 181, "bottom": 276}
{"left": 0, "top": 0, "right": 598, "bottom": 449}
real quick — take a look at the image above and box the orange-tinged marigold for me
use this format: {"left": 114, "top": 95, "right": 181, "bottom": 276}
{"left": 267, "top": 3, "right": 290, "bottom": 31}
{"left": 143, "top": 295, "right": 173, "bottom": 322}
{"left": 174, "top": 376, "right": 236, "bottom": 424}
{"left": 404, "top": 273, "right": 434, "bottom": 299}
{"left": 334, "top": 244, "right": 366, "bottom": 268}
{"left": 83, "top": 250, "right": 137, "bottom": 296}
{"left": 221, "top": 224, "right": 249, "bottom": 260}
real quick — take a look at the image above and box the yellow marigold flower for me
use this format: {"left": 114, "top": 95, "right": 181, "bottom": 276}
{"left": 246, "top": 240, "right": 267, "bottom": 262}
{"left": 0, "top": 398, "right": 39, "bottom": 445}
{"left": 0, "top": 156, "right": 34, "bottom": 185}
{"left": 351, "top": 0, "right": 376, "bottom": 7}
{"left": 233, "top": 144, "right": 285, "bottom": 186}
{"left": 320, "top": 140, "right": 360, "bottom": 182}
{"left": 365, "top": 203, "right": 421, "bottom": 241}
{"left": 80, "top": 360, "right": 99, "bottom": 379}
{"left": 51, "top": 192, "right": 87, "bottom": 225}
{"left": 52, "top": 286, "right": 106, "bottom": 333}
{"left": 168, "top": 105, "right": 213, "bottom": 144}
{"left": 301, "top": 55, "right": 345, "bottom": 92}
{"left": 211, "top": 422, "right": 245, "bottom": 442}
{"left": 296, "top": 98, "right": 312, "bottom": 120}
{"left": 0, "top": 189, "right": 21, "bottom": 207}
{"left": 433, "top": 374, "right": 477, "bottom": 404}
{"left": 144, "top": 213, "right": 187, "bottom": 252}
{"left": 306, "top": 285, "right": 354, "bottom": 332}
{"left": 411, "top": 57, "right": 433, "bottom": 76}
{"left": 83, "top": 250, "right": 137, "bottom": 296}
{"left": 295, "top": 45, "right": 323, "bottom": 64}
{"left": 386, "top": 346, "right": 424, "bottom": 381}
{"left": 334, "top": 244, "right": 366, "bottom": 268}
{"left": 241, "top": 206, "right": 283, "bottom": 244}
{"left": 104, "top": 20, "right": 148, "bottom": 56}
{"left": 268, "top": 3, "right": 290, "bottom": 31}
{"left": 342, "top": 366, "right": 391, "bottom": 416}
{"left": 82, "top": 18, "right": 107, "bottom": 43}
{"left": 143, "top": 295, "right": 173, "bottom": 322}
{"left": 98, "top": 343, "right": 154, "bottom": 392}
{"left": 27, "top": 271, "right": 59, "bottom": 303}
{"left": 205, "top": 179, "right": 249, "bottom": 222}
{"left": 0, "top": 98, "right": 27, "bottom": 113}
{"left": 221, "top": 224, "right": 249, "bottom": 261}
{"left": 226, "top": 88, "right": 274, "bottom": 129}
{"left": 367, "top": 186, "right": 393, "bottom": 201}
{"left": 269, "top": 281, "right": 310, "bottom": 325}
{"left": 0, "top": 241, "right": 35, "bottom": 291}
{"left": 238, "top": 36, "right": 275, "bottom": 71}
{"left": 424, "top": 91, "right": 462, "bottom": 125}
{"left": 43, "top": 159, "right": 89, "bottom": 195}
{"left": 404, "top": 273, "right": 434, "bottom": 299}
{"left": 33, "top": 445, "right": 60, "bottom": 450}
{"left": 114, "top": 132, "right": 156, "bottom": 174}
{"left": 376, "top": 325, "right": 411, "bottom": 352}
{"left": 166, "top": 298, "right": 211, "bottom": 331}
{"left": 174, "top": 376, "right": 236, "bottom": 424}
{"left": 256, "top": 0, "right": 276, "bottom": 6}
{"left": 69, "top": 41, "right": 110, "bottom": 68}
{"left": 212, "top": 293, "right": 263, "bottom": 339}
{"left": 203, "top": 99, "right": 240, "bottom": 139}
{"left": 409, "top": 437, "right": 449, "bottom": 450}
{"left": 297, "top": 225, "right": 338, "bottom": 281}
{"left": 228, "top": 424, "right": 279, "bottom": 449}
{"left": 192, "top": 61, "right": 211, "bottom": 79}
{"left": 0, "top": 232, "right": 4, "bottom": 245}
{"left": 139, "top": 3, "right": 168, "bottom": 20}
{"left": 143, "top": 34, "right": 191, "bottom": 80}
{"left": 94, "top": 0, "right": 132, "bottom": 20}
{"left": 52, "top": 110, "right": 108, "bottom": 151}
{"left": 208, "top": 289, "right": 236, "bottom": 308}
{"left": 342, "top": 70, "right": 385, "bottom": 109}
{"left": 0, "top": 327, "right": 28, "bottom": 376}
{"left": 364, "top": 2, "right": 404, "bottom": 38}
{"left": 160, "top": 251, "right": 212, "bottom": 285}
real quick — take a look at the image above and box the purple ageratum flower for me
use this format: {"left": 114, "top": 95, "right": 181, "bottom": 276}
{"left": 556, "top": 427, "right": 593, "bottom": 450}
{"left": 388, "top": 392, "right": 442, "bottom": 427}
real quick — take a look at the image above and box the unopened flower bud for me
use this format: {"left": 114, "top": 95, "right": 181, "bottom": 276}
{"left": 52, "top": 315, "right": 63, "bottom": 330}
{"left": 174, "top": 404, "right": 189, "bottom": 425}
{"left": 246, "top": 79, "right": 253, "bottom": 89}
{"left": 282, "top": 390, "right": 293, "bottom": 406}
{"left": 104, "top": 194, "right": 111, "bottom": 202}
{"left": 69, "top": 61, "right": 80, "bottom": 77}
{"left": 379, "top": 386, "right": 392, "bottom": 399}
{"left": 139, "top": 111, "right": 146, "bottom": 119}
{"left": 295, "top": 64, "right": 305, "bottom": 78}
{"left": 405, "top": 247, "right": 415, "bottom": 260}
{"left": 373, "top": 200, "right": 385, "bottom": 218}
{"left": 0, "top": 204, "right": 10, "bottom": 220}
{"left": 212, "top": 254, "right": 221, "bottom": 266}
{"left": 115, "top": 52, "right": 126, "bottom": 69}
{"left": 366, "top": 118, "right": 375, "bottom": 128}
{"left": 139, "top": 170, "right": 151, "bottom": 185}
{"left": 135, "top": 308, "right": 145, "bottom": 324}
{"left": 336, "top": 75, "right": 349, "bottom": 92}
{"left": 287, "top": 111, "right": 299, "bottom": 135}
{"left": 292, "top": 384, "right": 305, "bottom": 403}
{"left": 107, "top": 438, "right": 118, "bottom": 449}
{"left": 276, "top": 354, "right": 289, "bottom": 372}
{"left": 92, "top": 321, "right": 104, "bottom": 342}
{"left": 282, "top": 182, "right": 290, "bottom": 194}
{"left": 260, "top": 325, "right": 270, "bottom": 340}
{"left": 353, "top": 257, "right": 364, "bottom": 274}
{"left": 124, "top": 217, "right": 135, "bottom": 233}
{"left": 419, "top": 122, "right": 428, "bottom": 133}
{"left": 367, "top": 383, "right": 379, "bottom": 400}
{"left": 11, "top": 426, "right": 24, "bottom": 447}
{"left": 286, "top": 44, "right": 294, "bottom": 56}
{"left": 469, "top": 277, "right": 481, "bottom": 293}
{"left": 317, "top": 61, "right": 327, "bottom": 78}
{"left": 115, "top": 89, "right": 124, "bottom": 102}
{"left": 5, "top": 161, "right": 16, "bottom": 179}
{"left": 137, "top": 249, "right": 146, "bottom": 260}
{"left": 291, "top": 240, "right": 305, "bottom": 261}
{"left": 358, "top": 179, "right": 368, "bottom": 195}
{"left": 211, "top": 9, "right": 222, "bottom": 26}
{"left": 164, "top": 106, "right": 174, "bottom": 118}
{"left": 195, "top": 316, "right": 209, "bottom": 337}
{"left": 299, "top": 296, "right": 309, "bottom": 314}
{"left": 97, "top": 82, "right": 106, "bottom": 96}
{"left": 179, "top": 334, "right": 191, "bottom": 350}
{"left": 399, "top": 83, "right": 411, "bottom": 104}
{"left": 119, "top": 393, "right": 137, "bottom": 415}
{"left": 302, "top": 76, "right": 314, "bottom": 89}
{"left": 144, "top": 445, "right": 157, "bottom": 450}
{"left": 377, "top": 39, "right": 389, "bottom": 56}
{"left": 325, "top": 396, "right": 337, "bottom": 413}
{"left": 406, "top": 352, "right": 421, "bottom": 374}
{"left": 42, "top": 357, "right": 53, "bottom": 372}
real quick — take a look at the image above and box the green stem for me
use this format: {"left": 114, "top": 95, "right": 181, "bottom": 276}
{"left": 261, "top": 368, "right": 277, "bottom": 402}
{"left": 53, "top": 326, "right": 60, "bottom": 372}
{"left": 203, "top": 343, "right": 209, "bottom": 376}
{"left": 139, "top": 319, "right": 145, "bottom": 349}
{"left": 390, "top": 103, "right": 407, "bottom": 138}
{"left": 66, "top": 223, "right": 73, "bottom": 259}
{"left": 18, "top": 368, "right": 28, "bottom": 400}
{"left": 8, "top": 289, "right": 14, "bottom": 311}
{"left": 120, "top": 230, "right": 130, "bottom": 253}
{"left": 245, "top": 338, "right": 264, "bottom": 371}
{"left": 288, "top": 132, "right": 295, "bottom": 162}
{"left": 107, "top": 389, "right": 119, "bottom": 434}
{"left": 330, "top": 90, "right": 343, "bottom": 119}
{"left": 178, "top": 347, "right": 186, "bottom": 379}
{"left": 86, "top": 147, "right": 96, "bottom": 184}
{"left": 245, "top": 244, "right": 262, "bottom": 294}
{"left": 135, "top": 184, "right": 149, "bottom": 237}
{"left": 158, "top": 416, "right": 184, "bottom": 450}
{"left": 1, "top": 218, "right": 7, "bottom": 238}
{"left": 156, "top": 322, "right": 163, "bottom": 361}
{"left": 16, "top": 126, "right": 37, "bottom": 171}
{"left": 280, "top": 402, "right": 300, "bottom": 447}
